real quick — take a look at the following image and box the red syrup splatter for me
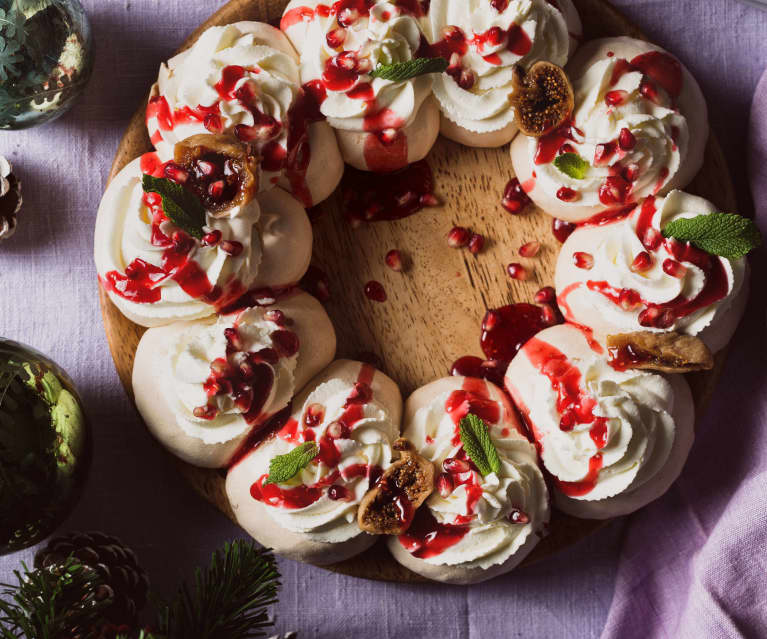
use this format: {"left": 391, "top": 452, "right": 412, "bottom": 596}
{"left": 606, "top": 342, "right": 652, "bottom": 372}
{"left": 480, "top": 304, "right": 551, "bottom": 364}
{"left": 341, "top": 159, "right": 435, "bottom": 224}
{"left": 535, "top": 121, "right": 583, "bottom": 165}
{"left": 398, "top": 507, "right": 469, "bottom": 559}
{"left": 364, "top": 280, "right": 387, "bottom": 302}
{"left": 520, "top": 337, "right": 610, "bottom": 496}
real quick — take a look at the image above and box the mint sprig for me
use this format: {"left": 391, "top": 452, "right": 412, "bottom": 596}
{"left": 662, "top": 212, "right": 762, "bottom": 259}
{"left": 263, "top": 441, "right": 319, "bottom": 485}
{"left": 142, "top": 174, "right": 207, "bottom": 239}
{"left": 369, "top": 57, "right": 448, "bottom": 82}
{"left": 554, "top": 152, "right": 590, "bottom": 180}
{"left": 459, "top": 414, "right": 501, "bottom": 477}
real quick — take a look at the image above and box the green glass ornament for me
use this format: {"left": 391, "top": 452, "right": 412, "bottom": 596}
{"left": 0, "top": 0, "right": 94, "bottom": 129}
{"left": 0, "top": 339, "right": 91, "bottom": 554}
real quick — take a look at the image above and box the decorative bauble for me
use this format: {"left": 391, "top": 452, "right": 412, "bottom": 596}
{"left": 0, "top": 0, "right": 94, "bottom": 129}
{"left": 0, "top": 338, "right": 91, "bottom": 554}
{"left": 35, "top": 531, "right": 150, "bottom": 630}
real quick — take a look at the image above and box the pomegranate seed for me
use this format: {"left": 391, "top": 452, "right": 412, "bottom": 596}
{"left": 631, "top": 251, "right": 653, "bottom": 273}
{"left": 224, "top": 327, "right": 242, "bottom": 349}
{"left": 556, "top": 187, "right": 579, "bottom": 202}
{"left": 208, "top": 180, "right": 225, "bottom": 200}
{"left": 337, "top": 7, "right": 359, "bottom": 26}
{"left": 639, "top": 307, "right": 674, "bottom": 329}
{"left": 573, "top": 252, "right": 593, "bottom": 270}
{"left": 541, "top": 303, "right": 559, "bottom": 325}
{"left": 508, "top": 508, "right": 530, "bottom": 524}
{"left": 642, "top": 227, "right": 662, "bottom": 251}
{"left": 196, "top": 160, "right": 217, "bottom": 176}
{"left": 420, "top": 193, "right": 439, "bottom": 207}
{"left": 328, "top": 485, "right": 351, "bottom": 501}
{"left": 164, "top": 162, "right": 189, "bottom": 184}
{"left": 594, "top": 141, "right": 618, "bottom": 167}
{"left": 618, "top": 288, "right": 641, "bottom": 311}
{"left": 534, "top": 286, "right": 555, "bottom": 303}
{"left": 380, "top": 128, "right": 398, "bottom": 145}
{"left": 171, "top": 232, "right": 194, "bottom": 254}
{"left": 618, "top": 127, "right": 636, "bottom": 150}
{"left": 326, "top": 27, "right": 347, "bottom": 48}
{"left": 334, "top": 50, "right": 358, "bottom": 71}
{"left": 233, "top": 385, "right": 254, "bottom": 412}
{"left": 203, "top": 113, "right": 223, "bottom": 133}
{"left": 559, "top": 143, "right": 577, "bottom": 155}
{"left": 640, "top": 78, "right": 660, "bottom": 104}
{"left": 604, "top": 89, "right": 628, "bottom": 106}
{"left": 385, "top": 249, "right": 404, "bottom": 271}
{"left": 662, "top": 258, "right": 687, "bottom": 278}
{"left": 220, "top": 240, "right": 243, "bottom": 256}
{"left": 193, "top": 405, "right": 218, "bottom": 420}
{"left": 239, "top": 360, "right": 254, "bottom": 378}
{"left": 326, "top": 420, "right": 350, "bottom": 440}
{"left": 622, "top": 163, "right": 640, "bottom": 182}
{"left": 598, "top": 175, "right": 630, "bottom": 205}
{"left": 507, "top": 263, "right": 528, "bottom": 280}
{"left": 448, "top": 52, "right": 462, "bottom": 72}
{"left": 201, "top": 230, "right": 222, "bottom": 246}
{"left": 437, "top": 473, "right": 454, "bottom": 498}
{"left": 552, "top": 218, "right": 576, "bottom": 243}
{"left": 468, "top": 233, "right": 484, "bottom": 255}
{"left": 447, "top": 226, "right": 471, "bottom": 248}
{"left": 210, "top": 358, "right": 229, "bottom": 375}
{"left": 271, "top": 329, "right": 300, "bottom": 357}
{"left": 457, "top": 69, "right": 475, "bottom": 90}
{"left": 443, "top": 25, "right": 464, "bottom": 42}
{"left": 519, "top": 241, "right": 541, "bottom": 258}
{"left": 443, "top": 457, "right": 470, "bottom": 474}
{"left": 304, "top": 403, "right": 325, "bottom": 427}
{"left": 502, "top": 178, "right": 532, "bottom": 214}
{"left": 264, "top": 309, "right": 287, "bottom": 325}
{"left": 482, "top": 309, "right": 501, "bottom": 332}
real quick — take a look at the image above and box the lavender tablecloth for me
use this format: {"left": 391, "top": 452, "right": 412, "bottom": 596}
{"left": 1, "top": 1, "right": 766, "bottom": 637}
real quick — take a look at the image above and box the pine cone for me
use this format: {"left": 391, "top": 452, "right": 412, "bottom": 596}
{"left": 0, "top": 156, "right": 22, "bottom": 241}
{"left": 35, "top": 531, "right": 150, "bottom": 630}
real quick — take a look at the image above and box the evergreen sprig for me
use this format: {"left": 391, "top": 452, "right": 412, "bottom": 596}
{"left": 154, "top": 541, "right": 280, "bottom": 639}
{"left": 0, "top": 557, "right": 112, "bottom": 639}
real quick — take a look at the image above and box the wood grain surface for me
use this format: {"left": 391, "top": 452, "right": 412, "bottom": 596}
{"left": 98, "top": 0, "right": 737, "bottom": 583}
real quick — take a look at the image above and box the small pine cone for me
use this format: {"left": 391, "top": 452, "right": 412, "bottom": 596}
{"left": 35, "top": 531, "right": 149, "bottom": 629}
{"left": 0, "top": 156, "right": 22, "bottom": 241}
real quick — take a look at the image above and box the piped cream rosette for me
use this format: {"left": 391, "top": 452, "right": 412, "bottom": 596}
{"left": 554, "top": 191, "right": 748, "bottom": 353}
{"left": 420, "top": 0, "right": 581, "bottom": 147}
{"left": 387, "top": 376, "right": 548, "bottom": 584}
{"left": 146, "top": 22, "right": 343, "bottom": 206}
{"left": 511, "top": 37, "right": 708, "bottom": 222}
{"left": 94, "top": 155, "right": 312, "bottom": 328}
{"left": 505, "top": 323, "right": 695, "bottom": 519}
{"left": 226, "top": 360, "right": 402, "bottom": 565}
{"left": 132, "top": 290, "right": 336, "bottom": 469}
{"left": 281, "top": 0, "right": 440, "bottom": 172}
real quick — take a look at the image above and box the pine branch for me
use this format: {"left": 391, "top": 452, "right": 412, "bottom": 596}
{"left": 155, "top": 541, "right": 281, "bottom": 639}
{"left": 0, "top": 558, "right": 112, "bottom": 638}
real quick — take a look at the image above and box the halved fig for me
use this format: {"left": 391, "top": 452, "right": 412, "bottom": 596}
{"left": 173, "top": 134, "right": 260, "bottom": 214}
{"left": 510, "top": 61, "right": 574, "bottom": 137}
{"left": 606, "top": 331, "right": 714, "bottom": 373}
{"left": 357, "top": 439, "right": 435, "bottom": 536}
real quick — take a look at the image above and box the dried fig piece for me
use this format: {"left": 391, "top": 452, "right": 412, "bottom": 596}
{"left": 510, "top": 61, "right": 574, "bottom": 137}
{"left": 606, "top": 331, "right": 714, "bottom": 373}
{"left": 173, "top": 134, "right": 260, "bottom": 215}
{"left": 357, "top": 439, "right": 435, "bottom": 535}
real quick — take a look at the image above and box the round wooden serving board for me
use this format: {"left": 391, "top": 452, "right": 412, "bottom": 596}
{"left": 99, "top": 0, "right": 737, "bottom": 582}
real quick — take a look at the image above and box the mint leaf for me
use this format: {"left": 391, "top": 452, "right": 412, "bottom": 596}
{"left": 662, "top": 212, "right": 762, "bottom": 259}
{"left": 370, "top": 57, "right": 448, "bottom": 82}
{"left": 142, "top": 174, "right": 206, "bottom": 239}
{"left": 264, "top": 441, "right": 319, "bottom": 485}
{"left": 554, "top": 152, "right": 590, "bottom": 179}
{"left": 459, "top": 414, "right": 501, "bottom": 477}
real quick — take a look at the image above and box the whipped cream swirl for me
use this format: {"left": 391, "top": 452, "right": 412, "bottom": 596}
{"left": 507, "top": 324, "right": 677, "bottom": 502}
{"left": 284, "top": 1, "right": 432, "bottom": 133}
{"left": 148, "top": 24, "right": 301, "bottom": 187}
{"left": 162, "top": 307, "right": 298, "bottom": 444}
{"left": 96, "top": 156, "right": 262, "bottom": 324}
{"left": 556, "top": 190, "right": 746, "bottom": 338}
{"left": 421, "top": 0, "right": 571, "bottom": 133}
{"left": 249, "top": 375, "right": 399, "bottom": 543}
{"left": 530, "top": 51, "right": 688, "bottom": 208}
{"left": 398, "top": 381, "right": 548, "bottom": 570}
